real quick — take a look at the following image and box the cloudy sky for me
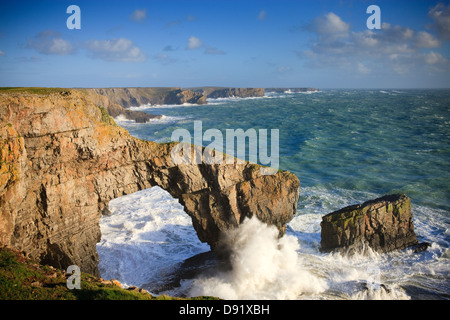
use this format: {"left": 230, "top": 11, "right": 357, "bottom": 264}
{"left": 0, "top": 0, "right": 449, "bottom": 88}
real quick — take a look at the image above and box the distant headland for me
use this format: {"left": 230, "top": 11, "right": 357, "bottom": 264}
{"left": 85, "top": 87, "right": 319, "bottom": 122}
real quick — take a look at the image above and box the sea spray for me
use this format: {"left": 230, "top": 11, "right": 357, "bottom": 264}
{"left": 188, "top": 217, "right": 327, "bottom": 299}
{"left": 97, "top": 186, "right": 209, "bottom": 288}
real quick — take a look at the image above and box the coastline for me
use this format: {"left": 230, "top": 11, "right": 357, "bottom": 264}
{"left": 1, "top": 87, "right": 448, "bottom": 301}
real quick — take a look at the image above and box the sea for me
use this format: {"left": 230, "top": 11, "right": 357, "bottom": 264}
{"left": 96, "top": 89, "right": 450, "bottom": 300}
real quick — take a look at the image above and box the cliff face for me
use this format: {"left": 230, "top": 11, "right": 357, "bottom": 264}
{"left": 88, "top": 87, "right": 265, "bottom": 109}
{"left": 200, "top": 87, "right": 265, "bottom": 99}
{"left": 89, "top": 87, "right": 207, "bottom": 108}
{"left": 0, "top": 89, "right": 300, "bottom": 276}
{"left": 83, "top": 89, "right": 161, "bottom": 123}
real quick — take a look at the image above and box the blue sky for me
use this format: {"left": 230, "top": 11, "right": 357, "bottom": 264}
{"left": 0, "top": 0, "right": 449, "bottom": 88}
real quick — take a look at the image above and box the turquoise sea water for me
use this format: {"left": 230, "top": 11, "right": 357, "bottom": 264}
{"left": 100, "top": 89, "right": 450, "bottom": 299}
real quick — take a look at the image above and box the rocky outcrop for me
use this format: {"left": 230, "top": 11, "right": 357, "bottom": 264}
{"left": 0, "top": 89, "right": 299, "bottom": 276}
{"left": 84, "top": 87, "right": 266, "bottom": 122}
{"left": 320, "top": 194, "right": 418, "bottom": 253}
{"left": 89, "top": 87, "right": 266, "bottom": 108}
{"left": 163, "top": 89, "right": 207, "bottom": 105}
{"left": 89, "top": 87, "right": 207, "bottom": 108}
{"left": 82, "top": 89, "right": 162, "bottom": 123}
{"left": 200, "top": 87, "right": 265, "bottom": 99}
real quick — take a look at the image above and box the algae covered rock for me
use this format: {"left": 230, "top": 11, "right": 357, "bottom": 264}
{"left": 320, "top": 194, "right": 418, "bottom": 253}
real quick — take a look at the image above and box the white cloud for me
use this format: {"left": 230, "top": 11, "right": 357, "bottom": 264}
{"left": 185, "top": 36, "right": 226, "bottom": 55}
{"left": 424, "top": 51, "right": 446, "bottom": 65}
{"left": 186, "top": 36, "right": 203, "bottom": 50}
{"left": 357, "top": 62, "right": 371, "bottom": 75}
{"left": 428, "top": 3, "right": 450, "bottom": 41}
{"left": 85, "top": 38, "right": 146, "bottom": 62}
{"left": 301, "top": 12, "right": 450, "bottom": 76}
{"left": 415, "top": 31, "right": 440, "bottom": 48}
{"left": 313, "top": 12, "right": 350, "bottom": 39}
{"left": 258, "top": 10, "right": 267, "bottom": 21}
{"left": 27, "top": 30, "right": 75, "bottom": 55}
{"left": 130, "top": 9, "right": 146, "bottom": 22}
{"left": 0, "top": 50, "right": 5, "bottom": 56}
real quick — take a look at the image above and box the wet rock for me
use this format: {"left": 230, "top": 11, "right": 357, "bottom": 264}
{"left": 202, "top": 87, "right": 265, "bottom": 99}
{"left": 143, "top": 251, "right": 226, "bottom": 295}
{"left": 320, "top": 194, "right": 418, "bottom": 253}
{"left": 411, "top": 242, "right": 431, "bottom": 253}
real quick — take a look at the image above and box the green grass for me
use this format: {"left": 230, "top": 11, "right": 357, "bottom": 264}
{"left": 96, "top": 105, "right": 118, "bottom": 127}
{"left": 0, "top": 87, "right": 71, "bottom": 95}
{"left": 0, "top": 245, "right": 218, "bottom": 300}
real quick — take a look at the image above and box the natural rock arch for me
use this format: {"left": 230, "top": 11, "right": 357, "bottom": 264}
{"left": 0, "top": 90, "right": 300, "bottom": 276}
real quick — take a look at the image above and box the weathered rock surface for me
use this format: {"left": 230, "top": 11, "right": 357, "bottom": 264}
{"left": 84, "top": 87, "right": 266, "bottom": 123}
{"left": 320, "top": 194, "right": 418, "bottom": 253}
{"left": 89, "top": 87, "right": 265, "bottom": 109}
{"left": 83, "top": 89, "right": 161, "bottom": 123}
{"left": 0, "top": 89, "right": 300, "bottom": 276}
{"left": 89, "top": 87, "right": 207, "bottom": 108}
{"left": 200, "top": 87, "right": 265, "bottom": 99}
{"left": 265, "top": 88, "right": 319, "bottom": 93}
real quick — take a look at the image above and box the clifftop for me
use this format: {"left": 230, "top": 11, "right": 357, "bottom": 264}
{"left": 86, "top": 87, "right": 266, "bottom": 109}
{"left": 193, "top": 87, "right": 265, "bottom": 99}
{"left": 0, "top": 87, "right": 268, "bottom": 124}
{"left": 0, "top": 245, "right": 217, "bottom": 300}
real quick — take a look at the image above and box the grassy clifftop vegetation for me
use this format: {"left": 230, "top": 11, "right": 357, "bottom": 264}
{"left": 0, "top": 245, "right": 217, "bottom": 300}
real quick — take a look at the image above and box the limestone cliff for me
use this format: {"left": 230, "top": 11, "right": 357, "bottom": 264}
{"left": 83, "top": 89, "right": 162, "bottom": 123}
{"left": 88, "top": 87, "right": 265, "bottom": 109}
{"left": 0, "top": 89, "right": 300, "bottom": 276}
{"left": 89, "top": 87, "right": 207, "bottom": 108}
{"left": 199, "top": 87, "right": 265, "bottom": 99}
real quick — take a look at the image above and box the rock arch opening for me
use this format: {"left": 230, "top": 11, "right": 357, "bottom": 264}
{"left": 96, "top": 186, "right": 209, "bottom": 289}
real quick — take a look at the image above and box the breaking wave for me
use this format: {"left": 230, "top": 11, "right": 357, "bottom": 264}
{"left": 188, "top": 217, "right": 327, "bottom": 299}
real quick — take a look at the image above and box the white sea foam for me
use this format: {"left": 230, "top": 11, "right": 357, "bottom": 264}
{"left": 97, "top": 182, "right": 449, "bottom": 299}
{"left": 114, "top": 114, "right": 189, "bottom": 126}
{"left": 96, "top": 186, "right": 209, "bottom": 288}
{"left": 146, "top": 115, "right": 189, "bottom": 124}
{"left": 188, "top": 217, "right": 328, "bottom": 299}
{"left": 206, "top": 95, "right": 271, "bottom": 105}
{"left": 113, "top": 114, "right": 136, "bottom": 124}
{"left": 288, "top": 186, "right": 450, "bottom": 300}
{"left": 102, "top": 90, "right": 450, "bottom": 299}
{"left": 130, "top": 102, "right": 201, "bottom": 110}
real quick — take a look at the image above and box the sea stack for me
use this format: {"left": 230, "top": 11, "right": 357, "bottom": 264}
{"left": 320, "top": 194, "right": 419, "bottom": 253}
